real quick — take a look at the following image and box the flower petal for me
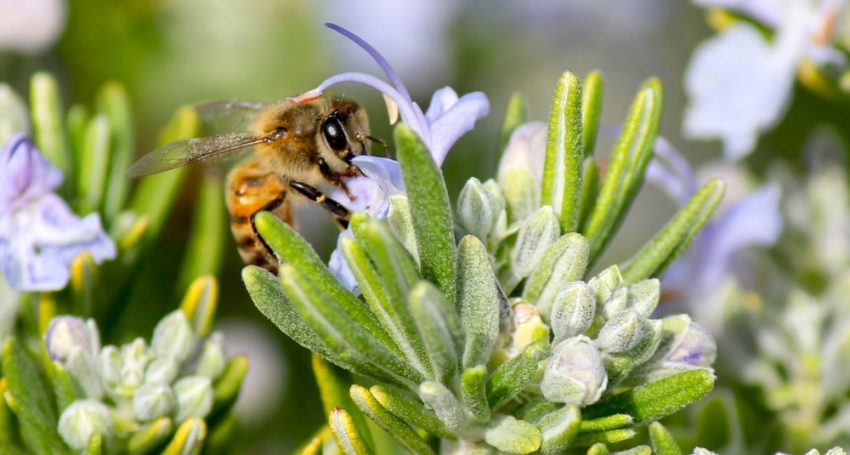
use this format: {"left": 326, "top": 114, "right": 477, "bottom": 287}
{"left": 497, "top": 122, "right": 547, "bottom": 183}
{"left": 691, "top": 0, "right": 784, "bottom": 27}
{"left": 428, "top": 91, "right": 489, "bottom": 165}
{"left": 424, "top": 86, "right": 459, "bottom": 124}
{"left": 0, "top": 134, "right": 63, "bottom": 215}
{"left": 329, "top": 230, "right": 360, "bottom": 293}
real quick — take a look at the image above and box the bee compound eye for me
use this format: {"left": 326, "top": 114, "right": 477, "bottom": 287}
{"left": 322, "top": 117, "right": 348, "bottom": 151}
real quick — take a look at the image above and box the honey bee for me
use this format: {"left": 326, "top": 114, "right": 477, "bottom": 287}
{"left": 128, "top": 96, "right": 379, "bottom": 273}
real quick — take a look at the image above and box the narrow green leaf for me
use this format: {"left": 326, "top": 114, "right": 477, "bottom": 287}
{"left": 330, "top": 408, "right": 373, "bottom": 455}
{"left": 128, "top": 106, "right": 196, "bottom": 243}
{"left": 587, "top": 442, "right": 611, "bottom": 455}
{"left": 577, "top": 160, "right": 599, "bottom": 230}
{"left": 49, "top": 362, "right": 77, "bottom": 413}
{"left": 313, "top": 354, "right": 373, "bottom": 448}
{"left": 255, "top": 212, "right": 399, "bottom": 355}
{"left": 85, "top": 433, "right": 102, "bottom": 455}
{"left": 649, "top": 421, "right": 683, "bottom": 455}
{"left": 497, "top": 92, "right": 529, "bottom": 155}
{"left": 162, "top": 418, "right": 206, "bottom": 455}
{"left": 371, "top": 385, "right": 452, "bottom": 438}
{"left": 579, "top": 414, "right": 633, "bottom": 432}
{"left": 66, "top": 104, "right": 89, "bottom": 172}
{"left": 537, "top": 405, "right": 581, "bottom": 454}
{"left": 349, "top": 215, "right": 431, "bottom": 378}
{"left": 581, "top": 79, "right": 663, "bottom": 263}
{"left": 542, "top": 71, "right": 584, "bottom": 232}
{"left": 179, "top": 276, "right": 218, "bottom": 337}
{"left": 279, "top": 263, "right": 421, "bottom": 386}
{"left": 0, "top": 379, "right": 16, "bottom": 445}
{"left": 70, "top": 252, "right": 97, "bottom": 317}
{"left": 127, "top": 417, "right": 173, "bottom": 454}
{"left": 386, "top": 195, "right": 419, "bottom": 262}
{"left": 581, "top": 71, "right": 604, "bottom": 159}
{"left": 484, "top": 415, "right": 542, "bottom": 454}
{"left": 522, "top": 232, "right": 590, "bottom": 320}
{"left": 30, "top": 73, "right": 71, "bottom": 186}
{"left": 350, "top": 385, "right": 435, "bottom": 455}
{"left": 210, "top": 355, "right": 248, "bottom": 421}
{"left": 418, "top": 381, "right": 465, "bottom": 432}
{"left": 176, "top": 175, "right": 227, "bottom": 292}
{"left": 97, "top": 82, "right": 134, "bottom": 223}
{"left": 395, "top": 124, "right": 456, "bottom": 298}
{"left": 77, "top": 115, "right": 111, "bottom": 214}
{"left": 409, "top": 281, "right": 461, "bottom": 384}
{"left": 457, "top": 236, "right": 500, "bottom": 368}
{"left": 583, "top": 369, "right": 715, "bottom": 425}
{"left": 573, "top": 429, "right": 636, "bottom": 447}
{"left": 622, "top": 179, "right": 726, "bottom": 283}
{"left": 487, "top": 341, "right": 546, "bottom": 409}
{"left": 460, "top": 366, "right": 490, "bottom": 424}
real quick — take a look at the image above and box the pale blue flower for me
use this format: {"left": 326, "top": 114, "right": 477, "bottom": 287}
{"left": 684, "top": 0, "right": 846, "bottom": 159}
{"left": 0, "top": 135, "right": 115, "bottom": 291}
{"left": 298, "top": 24, "right": 489, "bottom": 291}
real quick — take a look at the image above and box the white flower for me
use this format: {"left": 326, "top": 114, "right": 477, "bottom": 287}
{"left": 0, "top": 0, "right": 66, "bottom": 54}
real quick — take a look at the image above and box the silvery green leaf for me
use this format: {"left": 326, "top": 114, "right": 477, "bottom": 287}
{"left": 511, "top": 206, "right": 561, "bottom": 281}
{"left": 133, "top": 383, "right": 175, "bottom": 421}
{"left": 500, "top": 167, "right": 541, "bottom": 223}
{"left": 409, "top": 281, "right": 461, "bottom": 384}
{"left": 458, "top": 235, "right": 501, "bottom": 369}
{"left": 195, "top": 332, "right": 226, "bottom": 379}
{"left": 487, "top": 341, "right": 547, "bottom": 409}
{"left": 484, "top": 415, "right": 542, "bottom": 454}
{"left": 627, "top": 279, "right": 660, "bottom": 317}
{"left": 581, "top": 71, "right": 604, "bottom": 159}
{"left": 173, "top": 376, "right": 213, "bottom": 423}
{"left": 329, "top": 408, "right": 372, "bottom": 455}
{"left": 648, "top": 422, "right": 682, "bottom": 455}
{"left": 579, "top": 414, "right": 633, "bottom": 432}
{"left": 30, "top": 73, "right": 72, "bottom": 182}
{"left": 97, "top": 82, "right": 134, "bottom": 224}
{"left": 77, "top": 114, "right": 111, "bottom": 214}
{"left": 542, "top": 71, "right": 583, "bottom": 232}
{"left": 588, "top": 265, "right": 623, "bottom": 306}
{"left": 550, "top": 282, "right": 596, "bottom": 344}
{"left": 151, "top": 311, "right": 196, "bottom": 363}
{"left": 523, "top": 232, "right": 590, "bottom": 320}
{"left": 461, "top": 366, "right": 491, "bottom": 424}
{"left": 371, "top": 385, "right": 452, "bottom": 438}
{"left": 350, "top": 385, "right": 434, "bottom": 455}
{"left": 58, "top": 400, "right": 112, "bottom": 451}
{"left": 50, "top": 362, "right": 78, "bottom": 412}
{"left": 418, "top": 381, "right": 465, "bottom": 433}
{"left": 145, "top": 357, "right": 179, "bottom": 385}
{"left": 386, "top": 195, "right": 419, "bottom": 263}
{"left": 536, "top": 405, "right": 581, "bottom": 454}
{"left": 541, "top": 335, "right": 607, "bottom": 406}
{"left": 458, "top": 177, "right": 503, "bottom": 240}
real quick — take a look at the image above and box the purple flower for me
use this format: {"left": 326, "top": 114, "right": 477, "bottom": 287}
{"left": 296, "top": 24, "right": 489, "bottom": 291}
{"left": 0, "top": 135, "right": 115, "bottom": 291}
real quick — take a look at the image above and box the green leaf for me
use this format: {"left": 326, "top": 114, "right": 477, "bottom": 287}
{"left": 371, "top": 385, "right": 452, "bottom": 438}
{"left": 30, "top": 73, "right": 71, "bottom": 189}
{"left": 313, "top": 354, "right": 373, "bottom": 448}
{"left": 649, "top": 422, "right": 683, "bottom": 455}
{"left": 254, "top": 212, "right": 399, "bottom": 355}
{"left": 581, "top": 79, "right": 663, "bottom": 264}
{"left": 162, "top": 418, "right": 206, "bottom": 455}
{"left": 97, "top": 82, "right": 134, "bottom": 224}
{"left": 537, "top": 405, "right": 581, "bottom": 454}
{"left": 577, "top": 160, "right": 599, "bottom": 230}
{"left": 84, "top": 433, "right": 102, "bottom": 455}
{"left": 497, "top": 92, "right": 529, "bottom": 155}
{"left": 66, "top": 104, "right": 89, "bottom": 174}
{"left": 579, "top": 414, "right": 633, "bottom": 432}
{"left": 210, "top": 355, "right": 248, "bottom": 423}
{"left": 77, "top": 114, "right": 111, "bottom": 215}
{"left": 460, "top": 366, "right": 490, "bottom": 424}
{"left": 581, "top": 71, "right": 604, "bottom": 159}
{"left": 522, "top": 232, "right": 590, "bottom": 320}
{"left": 456, "top": 236, "right": 501, "bottom": 370}
{"left": 127, "top": 417, "right": 173, "bottom": 454}
{"left": 409, "top": 281, "right": 461, "bottom": 385}
{"left": 347, "top": 214, "right": 431, "bottom": 378}
{"left": 0, "top": 379, "right": 17, "bottom": 445}
{"left": 350, "top": 385, "right": 434, "bottom": 455}
{"left": 395, "top": 124, "right": 456, "bottom": 298}
{"left": 2, "top": 338, "right": 67, "bottom": 454}
{"left": 487, "top": 341, "right": 546, "bottom": 409}
{"left": 583, "top": 369, "right": 715, "bottom": 425}
{"left": 179, "top": 276, "right": 218, "bottom": 337}
{"left": 573, "top": 429, "right": 636, "bottom": 447}
{"left": 176, "top": 175, "right": 227, "bottom": 293}
{"left": 542, "top": 71, "right": 584, "bottom": 232}
{"left": 417, "top": 381, "right": 465, "bottom": 432}
{"left": 279, "top": 262, "right": 420, "bottom": 386}
{"left": 70, "top": 252, "right": 97, "bottom": 317}
{"left": 484, "top": 415, "right": 542, "bottom": 454}
{"left": 587, "top": 442, "right": 611, "bottom": 455}
{"left": 621, "top": 179, "right": 726, "bottom": 283}
{"left": 48, "top": 362, "right": 77, "bottom": 413}
{"left": 330, "top": 408, "right": 373, "bottom": 455}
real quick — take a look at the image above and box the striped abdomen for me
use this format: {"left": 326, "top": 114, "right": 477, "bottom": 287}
{"left": 226, "top": 158, "right": 293, "bottom": 274}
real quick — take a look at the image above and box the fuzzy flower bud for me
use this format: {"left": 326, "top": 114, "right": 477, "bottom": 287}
{"left": 512, "top": 206, "right": 560, "bottom": 278}
{"left": 98, "top": 346, "right": 121, "bottom": 389}
{"left": 145, "top": 357, "right": 180, "bottom": 385}
{"left": 58, "top": 400, "right": 113, "bottom": 450}
{"left": 588, "top": 265, "right": 623, "bottom": 306}
{"left": 45, "top": 316, "right": 99, "bottom": 363}
{"left": 550, "top": 282, "right": 596, "bottom": 344}
{"left": 151, "top": 310, "right": 195, "bottom": 363}
{"left": 195, "top": 332, "right": 226, "bottom": 379}
{"left": 174, "top": 376, "right": 213, "bottom": 423}
{"left": 596, "top": 310, "right": 656, "bottom": 355}
{"left": 457, "top": 177, "right": 503, "bottom": 240}
{"left": 541, "top": 335, "right": 608, "bottom": 405}
{"left": 119, "top": 338, "right": 152, "bottom": 392}
{"left": 133, "top": 383, "right": 175, "bottom": 422}
{"left": 634, "top": 315, "right": 717, "bottom": 383}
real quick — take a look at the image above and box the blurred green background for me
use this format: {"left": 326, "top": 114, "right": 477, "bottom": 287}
{"left": 1, "top": 1, "right": 720, "bottom": 451}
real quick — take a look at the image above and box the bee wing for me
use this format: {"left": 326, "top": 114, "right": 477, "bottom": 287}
{"left": 127, "top": 133, "right": 268, "bottom": 178}
{"left": 195, "top": 100, "right": 267, "bottom": 134}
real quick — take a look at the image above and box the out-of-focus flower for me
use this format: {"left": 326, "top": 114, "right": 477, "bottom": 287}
{"left": 0, "top": 0, "right": 66, "bottom": 54}
{"left": 0, "top": 84, "right": 29, "bottom": 145}
{"left": 684, "top": 0, "right": 847, "bottom": 159}
{"left": 293, "top": 24, "right": 489, "bottom": 291}
{"left": 0, "top": 135, "right": 115, "bottom": 291}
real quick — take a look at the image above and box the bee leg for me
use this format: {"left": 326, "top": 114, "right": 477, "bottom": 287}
{"left": 249, "top": 194, "right": 287, "bottom": 262}
{"left": 317, "top": 157, "right": 358, "bottom": 200}
{"left": 289, "top": 181, "right": 351, "bottom": 230}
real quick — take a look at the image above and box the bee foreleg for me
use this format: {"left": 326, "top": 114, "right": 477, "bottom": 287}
{"left": 317, "top": 157, "right": 359, "bottom": 200}
{"left": 289, "top": 181, "right": 351, "bottom": 230}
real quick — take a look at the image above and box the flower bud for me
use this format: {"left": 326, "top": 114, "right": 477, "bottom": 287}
{"left": 500, "top": 167, "right": 541, "bottom": 222}
{"left": 634, "top": 315, "right": 717, "bottom": 383}
{"left": 120, "top": 338, "right": 152, "bottom": 391}
{"left": 508, "top": 302, "right": 550, "bottom": 355}
{"left": 600, "top": 287, "right": 628, "bottom": 319}
{"left": 152, "top": 311, "right": 195, "bottom": 363}
{"left": 133, "top": 383, "right": 175, "bottom": 421}
{"left": 58, "top": 400, "right": 113, "bottom": 450}
{"left": 512, "top": 206, "right": 560, "bottom": 278}
{"left": 174, "top": 376, "right": 213, "bottom": 422}
{"left": 588, "top": 265, "right": 623, "bottom": 305}
{"left": 98, "top": 346, "right": 121, "bottom": 389}
{"left": 627, "top": 279, "right": 660, "bottom": 316}
{"left": 145, "top": 357, "right": 180, "bottom": 385}
{"left": 458, "top": 177, "right": 502, "bottom": 240}
{"left": 550, "top": 282, "right": 595, "bottom": 343}
{"left": 65, "top": 347, "right": 103, "bottom": 399}
{"left": 541, "top": 335, "right": 607, "bottom": 405}
{"left": 195, "top": 332, "right": 226, "bottom": 379}
{"left": 595, "top": 310, "right": 655, "bottom": 355}
{"left": 45, "top": 316, "right": 100, "bottom": 363}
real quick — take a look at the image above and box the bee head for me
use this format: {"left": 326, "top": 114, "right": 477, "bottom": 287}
{"left": 320, "top": 98, "right": 370, "bottom": 165}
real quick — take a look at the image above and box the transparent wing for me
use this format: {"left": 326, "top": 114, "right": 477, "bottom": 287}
{"left": 195, "top": 100, "right": 267, "bottom": 134}
{"left": 127, "top": 133, "right": 267, "bottom": 178}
